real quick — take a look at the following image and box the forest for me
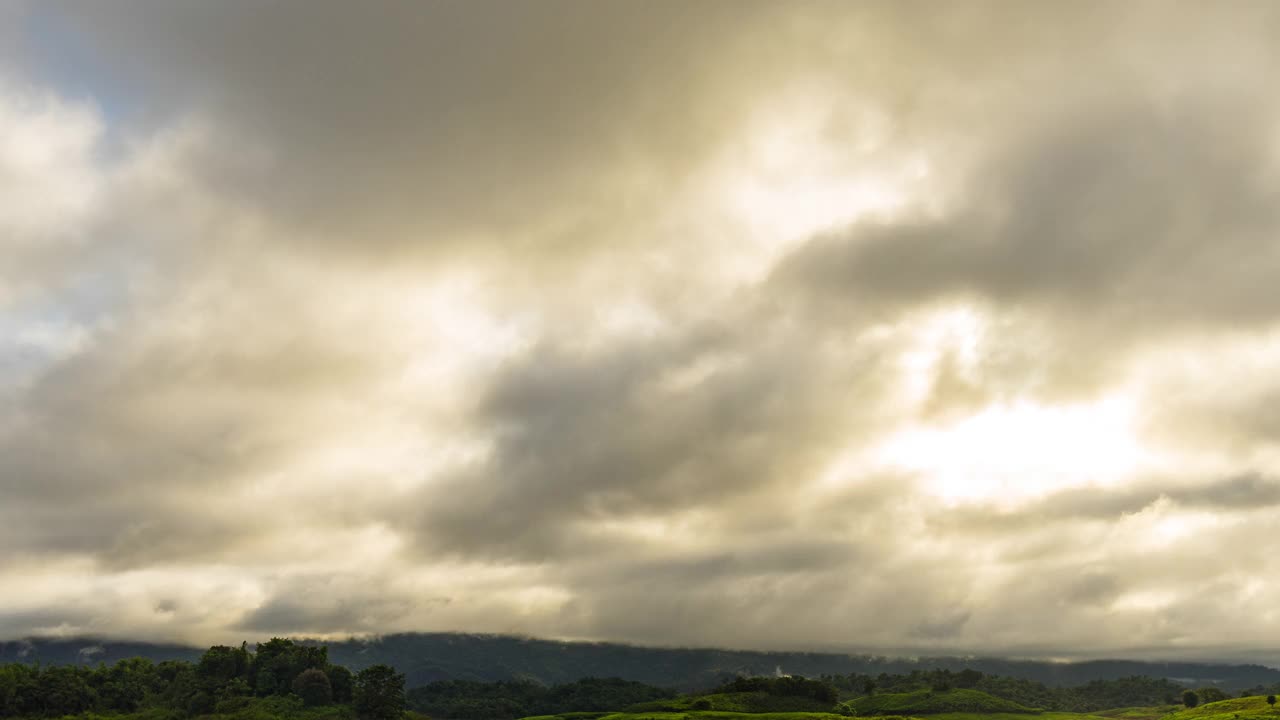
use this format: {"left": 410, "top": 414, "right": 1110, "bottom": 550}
{"left": 0, "top": 639, "right": 405, "bottom": 720}
{"left": 4, "top": 640, "right": 1279, "bottom": 720}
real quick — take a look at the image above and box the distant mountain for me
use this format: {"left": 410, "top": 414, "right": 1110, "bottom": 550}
{"left": 3, "top": 632, "right": 1278, "bottom": 692}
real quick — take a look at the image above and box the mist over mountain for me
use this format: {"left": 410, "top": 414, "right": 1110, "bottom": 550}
{"left": 3, "top": 633, "right": 1277, "bottom": 692}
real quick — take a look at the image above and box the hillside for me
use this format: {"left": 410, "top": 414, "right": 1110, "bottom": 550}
{"left": 1166, "top": 696, "right": 1280, "bottom": 720}
{"left": 3, "top": 634, "right": 1279, "bottom": 691}
{"left": 626, "top": 692, "right": 837, "bottom": 714}
{"left": 851, "top": 689, "right": 1038, "bottom": 715}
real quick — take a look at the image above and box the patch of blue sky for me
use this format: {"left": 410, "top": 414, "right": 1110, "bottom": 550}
{"left": 18, "top": 4, "right": 140, "bottom": 163}
{"left": 0, "top": 252, "right": 138, "bottom": 390}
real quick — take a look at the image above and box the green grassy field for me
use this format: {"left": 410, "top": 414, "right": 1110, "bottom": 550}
{"left": 929, "top": 712, "right": 1112, "bottom": 720}
{"left": 518, "top": 694, "right": 1276, "bottom": 720}
{"left": 609, "top": 712, "right": 852, "bottom": 720}
{"left": 625, "top": 693, "right": 837, "bottom": 714}
{"left": 1091, "top": 706, "right": 1180, "bottom": 720}
{"left": 1164, "top": 697, "right": 1280, "bottom": 720}
{"left": 850, "top": 689, "right": 1038, "bottom": 716}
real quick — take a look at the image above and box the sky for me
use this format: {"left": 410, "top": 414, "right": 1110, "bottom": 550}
{"left": 2, "top": 0, "right": 1280, "bottom": 663}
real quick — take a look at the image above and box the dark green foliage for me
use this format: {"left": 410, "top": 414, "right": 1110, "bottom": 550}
{"left": 406, "top": 676, "right": 673, "bottom": 719}
{"left": 200, "top": 646, "right": 251, "bottom": 684}
{"left": 0, "top": 664, "right": 39, "bottom": 717}
{"left": 293, "top": 669, "right": 334, "bottom": 707}
{"left": 1267, "top": 695, "right": 1275, "bottom": 707}
{"left": 692, "top": 698, "right": 713, "bottom": 710}
{"left": 92, "top": 657, "right": 161, "bottom": 713}
{"left": 34, "top": 666, "right": 97, "bottom": 717}
{"left": 546, "top": 678, "right": 677, "bottom": 712}
{"left": 825, "top": 669, "right": 1186, "bottom": 713}
{"left": 715, "top": 676, "right": 839, "bottom": 705}
{"left": 1199, "top": 688, "right": 1230, "bottom": 705}
{"left": 1186, "top": 690, "right": 1201, "bottom": 708}
{"left": 328, "top": 666, "right": 354, "bottom": 705}
{"left": 245, "top": 638, "right": 332, "bottom": 699}
{"left": 353, "top": 665, "right": 405, "bottom": 720}
{"left": 0, "top": 642, "right": 367, "bottom": 719}
{"left": 956, "top": 669, "right": 984, "bottom": 689}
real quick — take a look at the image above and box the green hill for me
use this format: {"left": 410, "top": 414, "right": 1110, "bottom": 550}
{"left": 1091, "top": 706, "right": 1179, "bottom": 720}
{"left": 585, "top": 712, "right": 853, "bottom": 720}
{"left": 626, "top": 692, "right": 837, "bottom": 714}
{"left": 851, "top": 689, "right": 1039, "bottom": 715}
{"left": 1166, "top": 696, "right": 1280, "bottom": 720}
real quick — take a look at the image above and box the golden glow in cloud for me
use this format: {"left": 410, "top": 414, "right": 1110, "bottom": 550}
{"left": 5, "top": 1, "right": 1280, "bottom": 661}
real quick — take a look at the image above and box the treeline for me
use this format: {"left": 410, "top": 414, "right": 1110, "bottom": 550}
{"left": 821, "top": 669, "right": 1189, "bottom": 711}
{"left": 9, "top": 635, "right": 1280, "bottom": 693}
{"left": 0, "top": 640, "right": 406, "bottom": 720}
{"left": 713, "top": 676, "right": 840, "bottom": 704}
{"left": 406, "top": 677, "right": 673, "bottom": 719}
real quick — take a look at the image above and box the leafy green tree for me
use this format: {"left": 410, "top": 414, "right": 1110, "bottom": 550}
{"left": 1183, "top": 691, "right": 1199, "bottom": 708}
{"left": 252, "top": 638, "right": 298, "bottom": 696}
{"left": 354, "top": 664, "right": 406, "bottom": 720}
{"left": 0, "top": 664, "right": 39, "bottom": 717}
{"left": 327, "top": 665, "right": 354, "bottom": 704}
{"left": 35, "top": 666, "right": 96, "bottom": 717}
{"left": 90, "top": 657, "right": 157, "bottom": 712}
{"left": 1268, "top": 695, "right": 1276, "bottom": 708}
{"left": 198, "top": 645, "right": 250, "bottom": 684}
{"left": 1198, "top": 688, "right": 1228, "bottom": 705}
{"left": 293, "top": 668, "right": 334, "bottom": 707}
{"left": 957, "top": 670, "right": 984, "bottom": 689}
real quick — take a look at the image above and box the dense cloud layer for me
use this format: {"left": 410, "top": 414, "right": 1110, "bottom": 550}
{"left": 4, "top": 1, "right": 1280, "bottom": 662}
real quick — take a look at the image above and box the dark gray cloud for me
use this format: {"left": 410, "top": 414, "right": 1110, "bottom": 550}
{"left": 25, "top": 1, "right": 791, "bottom": 259}
{"left": 775, "top": 93, "right": 1280, "bottom": 403}
{"left": 933, "top": 474, "right": 1280, "bottom": 538}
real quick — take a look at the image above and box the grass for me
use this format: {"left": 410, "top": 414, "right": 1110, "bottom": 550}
{"left": 1091, "top": 707, "right": 1180, "bottom": 720}
{"left": 930, "top": 712, "right": 1111, "bottom": 720}
{"left": 517, "top": 696, "right": 1280, "bottom": 720}
{"left": 626, "top": 693, "right": 838, "bottom": 714}
{"left": 1166, "top": 696, "right": 1280, "bottom": 720}
{"left": 851, "top": 689, "right": 1038, "bottom": 716}
{"left": 598, "top": 712, "right": 852, "bottom": 720}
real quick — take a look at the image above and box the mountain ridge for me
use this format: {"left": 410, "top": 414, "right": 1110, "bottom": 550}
{"left": 2, "top": 633, "right": 1277, "bottom": 692}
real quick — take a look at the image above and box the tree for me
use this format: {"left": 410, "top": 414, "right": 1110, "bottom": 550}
{"left": 1198, "top": 688, "right": 1228, "bottom": 705}
{"left": 293, "top": 668, "right": 333, "bottom": 707}
{"left": 327, "top": 665, "right": 354, "bottom": 704}
{"left": 36, "top": 667, "right": 97, "bottom": 717}
{"left": 1267, "top": 695, "right": 1276, "bottom": 708}
{"left": 90, "top": 657, "right": 157, "bottom": 713}
{"left": 1183, "top": 691, "right": 1199, "bottom": 709}
{"left": 354, "top": 665, "right": 406, "bottom": 720}
{"left": 957, "top": 670, "right": 984, "bottom": 690}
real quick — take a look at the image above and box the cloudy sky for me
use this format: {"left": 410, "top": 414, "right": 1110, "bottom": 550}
{"left": 3, "top": 0, "right": 1280, "bottom": 662}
